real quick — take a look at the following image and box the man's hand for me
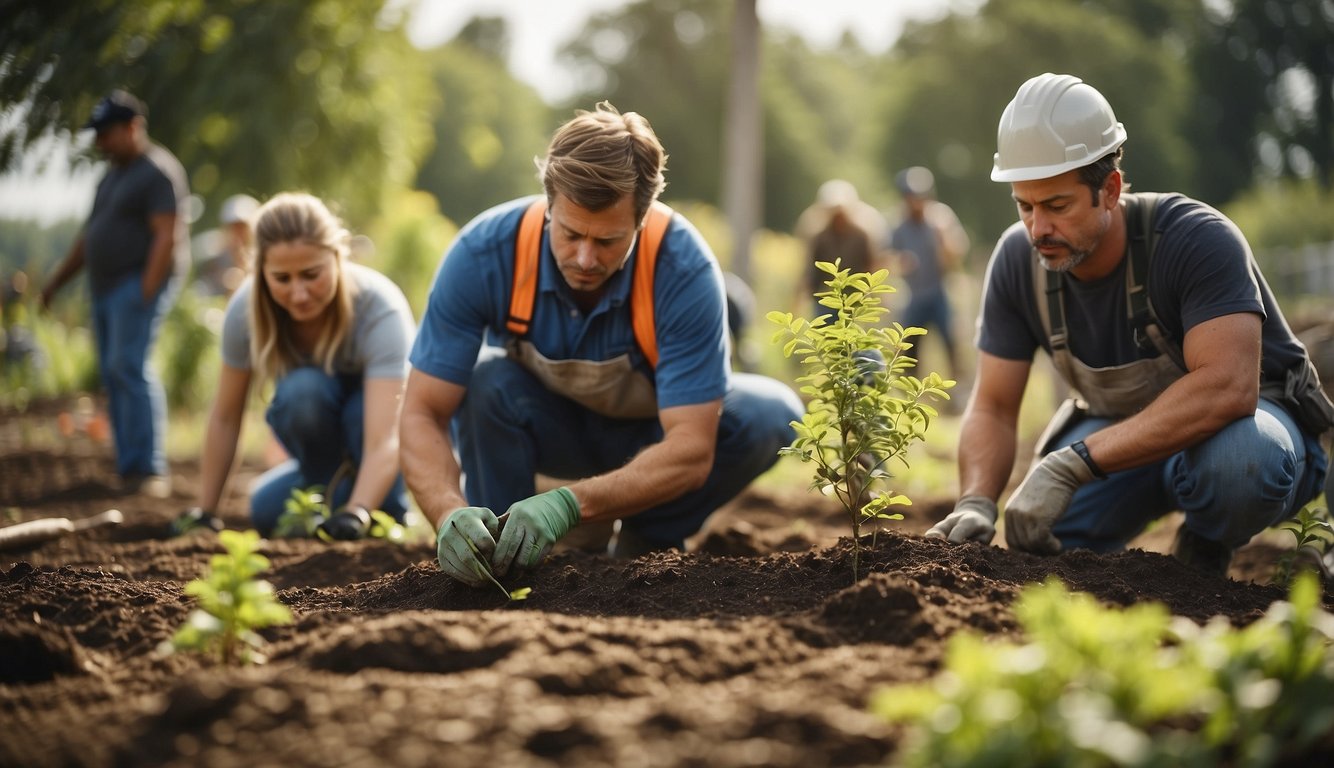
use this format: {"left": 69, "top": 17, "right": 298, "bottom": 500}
{"left": 316, "top": 506, "right": 371, "bottom": 541}
{"left": 1003, "top": 445, "right": 1096, "bottom": 554}
{"left": 436, "top": 506, "right": 501, "bottom": 587}
{"left": 925, "top": 495, "right": 998, "bottom": 544}
{"left": 492, "top": 487, "right": 581, "bottom": 577}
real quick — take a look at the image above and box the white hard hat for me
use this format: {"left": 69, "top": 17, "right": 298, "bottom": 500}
{"left": 991, "top": 73, "right": 1127, "bottom": 182}
{"left": 219, "top": 194, "right": 259, "bottom": 225}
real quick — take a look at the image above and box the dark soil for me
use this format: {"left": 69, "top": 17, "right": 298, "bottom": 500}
{"left": 1, "top": 400, "right": 1330, "bottom": 768}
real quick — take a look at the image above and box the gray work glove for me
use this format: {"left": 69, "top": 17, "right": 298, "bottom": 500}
{"left": 436, "top": 506, "right": 501, "bottom": 587}
{"left": 925, "top": 495, "right": 998, "bottom": 544}
{"left": 1003, "top": 445, "right": 1096, "bottom": 555}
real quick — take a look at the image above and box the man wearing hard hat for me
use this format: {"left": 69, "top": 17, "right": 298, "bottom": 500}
{"left": 926, "top": 73, "right": 1332, "bottom": 575}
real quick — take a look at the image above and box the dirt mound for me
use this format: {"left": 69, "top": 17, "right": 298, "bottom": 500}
{"left": 0, "top": 401, "right": 1328, "bottom": 767}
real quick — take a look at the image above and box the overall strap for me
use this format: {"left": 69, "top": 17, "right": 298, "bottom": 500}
{"left": 630, "top": 202, "right": 673, "bottom": 368}
{"left": 506, "top": 199, "right": 548, "bottom": 336}
{"left": 1123, "top": 192, "right": 1185, "bottom": 371}
{"left": 506, "top": 199, "right": 675, "bottom": 368}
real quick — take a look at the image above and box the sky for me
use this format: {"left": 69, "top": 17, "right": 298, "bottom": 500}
{"left": 0, "top": 0, "right": 962, "bottom": 225}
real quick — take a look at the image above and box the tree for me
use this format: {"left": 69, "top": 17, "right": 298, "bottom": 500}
{"left": 1221, "top": 0, "right": 1334, "bottom": 188}
{"left": 412, "top": 19, "right": 556, "bottom": 227}
{"left": 873, "top": 0, "right": 1192, "bottom": 245}
{"left": 0, "top": 0, "right": 433, "bottom": 224}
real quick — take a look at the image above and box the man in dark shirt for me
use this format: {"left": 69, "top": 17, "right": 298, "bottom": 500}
{"left": 926, "top": 73, "right": 1331, "bottom": 575}
{"left": 40, "top": 90, "right": 190, "bottom": 497}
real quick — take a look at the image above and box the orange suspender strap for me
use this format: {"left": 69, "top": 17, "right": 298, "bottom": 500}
{"left": 506, "top": 198, "right": 674, "bottom": 368}
{"left": 630, "top": 201, "right": 673, "bottom": 368}
{"left": 505, "top": 199, "right": 548, "bottom": 336}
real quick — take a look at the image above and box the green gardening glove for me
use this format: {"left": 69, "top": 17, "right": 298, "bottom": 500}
{"left": 436, "top": 506, "right": 501, "bottom": 587}
{"left": 492, "top": 487, "right": 581, "bottom": 577}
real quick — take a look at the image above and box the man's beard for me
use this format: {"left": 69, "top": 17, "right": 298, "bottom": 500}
{"left": 1032, "top": 237, "right": 1090, "bottom": 273}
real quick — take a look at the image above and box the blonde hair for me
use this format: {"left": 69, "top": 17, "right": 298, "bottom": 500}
{"left": 249, "top": 192, "right": 358, "bottom": 383}
{"left": 537, "top": 101, "right": 667, "bottom": 225}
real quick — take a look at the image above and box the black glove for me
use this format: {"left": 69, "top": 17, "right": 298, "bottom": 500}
{"left": 316, "top": 505, "right": 371, "bottom": 541}
{"left": 169, "top": 506, "right": 224, "bottom": 536}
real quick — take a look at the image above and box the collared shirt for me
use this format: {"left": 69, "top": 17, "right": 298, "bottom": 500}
{"left": 410, "top": 196, "right": 730, "bottom": 410}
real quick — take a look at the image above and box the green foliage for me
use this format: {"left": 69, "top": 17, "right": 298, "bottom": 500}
{"left": 154, "top": 289, "right": 221, "bottom": 411}
{"left": 768, "top": 260, "right": 952, "bottom": 580}
{"left": 272, "top": 486, "right": 328, "bottom": 540}
{"left": 361, "top": 189, "right": 457, "bottom": 318}
{"left": 874, "top": 575, "right": 1334, "bottom": 767}
{"left": 0, "top": 301, "right": 98, "bottom": 409}
{"left": 366, "top": 509, "right": 407, "bottom": 544}
{"left": 413, "top": 36, "right": 554, "bottom": 228}
{"left": 2, "top": 0, "right": 433, "bottom": 222}
{"left": 1274, "top": 501, "right": 1334, "bottom": 588}
{"left": 168, "top": 529, "right": 293, "bottom": 665}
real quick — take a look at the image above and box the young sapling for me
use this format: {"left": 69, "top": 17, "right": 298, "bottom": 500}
{"left": 167, "top": 529, "right": 293, "bottom": 664}
{"left": 769, "top": 260, "right": 953, "bottom": 581}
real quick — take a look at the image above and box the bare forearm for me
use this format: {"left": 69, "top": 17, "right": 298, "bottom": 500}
{"left": 198, "top": 415, "right": 242, "bottom": 512}
{"left": 1084, "top": 370, "right": 1254, "bottom": 473}
{"left": 43, "top": 240, "right": 86, "bottom": 300}
{"left": 400, "top": 411, "right": 467, "bottom": 528}
{"left": 571, "top": 436, "right": 713, "bottom": 523}
{"left": 140, "top": 232, "right": 175, "bottom": 299}
{"left": 346, "top": 442, "right": 401, "bottom": 512}
{"left": 957, "top": 406, "right": 1018, "bottom": 501}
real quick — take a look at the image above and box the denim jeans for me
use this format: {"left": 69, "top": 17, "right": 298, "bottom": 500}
{"left": 249, "top": 367, "right": 408, "bottom": 535}
{"left": 454, "top": 356, "right": 803, "bottom": 548}
{"left": 91, "top": 273, "right": 177, "bottom": 478}
{"left": 1048, "top": 398, "right": 1329, "bottom": 551}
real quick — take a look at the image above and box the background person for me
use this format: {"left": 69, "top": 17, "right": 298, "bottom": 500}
{"left": 888, "top": 166, "right": 970, "bottom": 381}
{"left": 173, "top": 192, "right": 416, "bottom": 540}
{"left": 927, "top": 73, "right": 1331, "bottom": 575}
{"left": 401, "top": 102, "right": 802, "bottom": 587}
{"left": 794, "top": 179, "right": 885, "bottom": 318}
{"left": 197, "top": 193, "right": 259, "bottom": 297}
{"left": 39, "top": 90, "right": 189, "bottom": 499}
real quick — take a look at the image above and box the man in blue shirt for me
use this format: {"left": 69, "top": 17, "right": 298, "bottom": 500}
{"left": 401, "top": 102, "right": 802, "bottom": 586}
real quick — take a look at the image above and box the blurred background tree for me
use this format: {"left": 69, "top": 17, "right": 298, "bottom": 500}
{"left": 1, "top": 0, "right": 434, "bottom": 225}
{"left": 1, "top": 0, "right": 1331, "bottom": 417}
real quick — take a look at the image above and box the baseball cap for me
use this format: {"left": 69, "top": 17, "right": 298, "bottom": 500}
{"left": 84, "top": 90, "right": 146, "bottom": 132}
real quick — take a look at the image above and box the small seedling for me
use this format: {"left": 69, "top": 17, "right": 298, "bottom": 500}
{"left": 273, "top": 485, "right": 329, "bottom": 539}
{"left": 367, "top": 509, "right": 406, "bottom": 543}
{"left": 167, "top": 529, "right": 293, "bottom": 665}
{"left": 451, "top": 520, "right": 530, "bottom": 601}
{"left": 1274, "top": 501, "right": 1333, "bottom": 587}
{"left": 769, "top": 260, "right": 953, "bottom": 581}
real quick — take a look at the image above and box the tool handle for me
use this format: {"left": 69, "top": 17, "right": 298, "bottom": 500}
{"left": 0, "top": 519, "right": 76, "bottom": 550}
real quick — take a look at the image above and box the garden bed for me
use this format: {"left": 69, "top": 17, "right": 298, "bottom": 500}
{"left": 0, "top": 404, "right": 1329, "bottom": 767}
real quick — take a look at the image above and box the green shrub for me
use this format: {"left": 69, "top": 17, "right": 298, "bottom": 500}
{"left": 167, "top": 529, "right": 293, "bottom": 665}
{"left": 874, "top": 575, "right": 1334, "bottom": 767}
{"left": 768, "top": 260, "right": 952, "bottom": 580}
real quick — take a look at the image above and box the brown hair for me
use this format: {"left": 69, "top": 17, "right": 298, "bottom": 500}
{"left": 536, "top": 101, "right": 667, "bottom": 225}
{"left": 1079, "top": 147, "right": 1124, "bottom": 205}
{"left": 249, "top": 192, "right": 358, "bottom": 383}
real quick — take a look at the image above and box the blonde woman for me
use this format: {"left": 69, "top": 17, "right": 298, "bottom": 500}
{"left": 173, "top": 193, "right": 415, "bottom": 539}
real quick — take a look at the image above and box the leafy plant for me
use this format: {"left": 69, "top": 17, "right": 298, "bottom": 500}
{"left": 272, "top": 485, "right": 328, "bottom": 539}
{"left": 366, "top": 509, "right": 407, "bottom": 543}
{"left": 768, "top": 260, "right": 953, "bottom": 580}
{"left": 874, "top": 575, "right": 1334, "bottom": 767}
{"left": 1274, "top": 500, "right": 1333, "bottom": 587}
{"left": 167, "top": 529, "right": 293, "bottom": 665}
